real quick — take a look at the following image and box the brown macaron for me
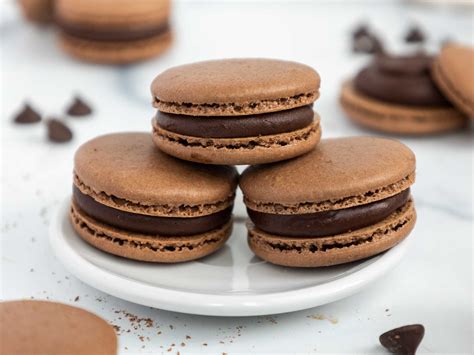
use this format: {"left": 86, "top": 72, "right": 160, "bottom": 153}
{"left": 240, "top": 137, "right": 416, "bottom": 267}
{"left": 71, "top": 132, "right": 238, "bottom": 263}
{"left": 55, "top": 0, "right": 172, "bottom": 64}
{"left": 18, "top": 0, "right": 54, "bottom": 24}
{"left": 151, "top": 58, "right": 322, "bottom": 165}
{"left": 432, "top": 43, "right": 474, "bottom": 119}
{"left": 0, "top": 300, "right": 117, "bottom": 355}
{"left": 340, "top": 53, "right": 467, "bottom": 135}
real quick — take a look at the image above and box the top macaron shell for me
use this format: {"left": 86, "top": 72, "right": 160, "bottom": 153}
{"left": 55, "top": 0, "right": 171, "bottom": 28}
{"left": 240, "top": 136, "right": 416, "bottom": 213}
{"left": 432, "top": 43, "right": 474, "bottom": 118}
{"left": 151, "top": 58, "right": 321, "bottom": 116}
{"left": 74, "top": 133, "right": 238, "bottom": 217}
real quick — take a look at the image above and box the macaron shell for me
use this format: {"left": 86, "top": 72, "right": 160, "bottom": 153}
{"left": 152, "top": 118, "right": 321, "bottom": 165}
{"left": 340, "top": 81, "right": 467, "bottom": 134}
{"left": 0, "top": 300, "right": 117, "bottom": 355}
{"left": 248, "top": 199, "right": 416, "bottom": 267}
{"left": 55, "top": 0, "right": 171, "bottom": 28}
{"left": 151, "top": 58, "right": 320, "bottom": 116}
{"left": 74, "top": 133, "right": 238, "bottom": 216}
{"left": 70, "top": 202, "right": 232, "bottom": 263}
{"left": 59, "top": 30, "right": 172, "bottom": 65}
{"left": 432, "top": 44, "right": 474, "bottom": 118}
{"left": 18, "top": 0, "right": 53, "bottom": 24}
{"left": 240, "top": 136, "right": 415, "bottom": 213}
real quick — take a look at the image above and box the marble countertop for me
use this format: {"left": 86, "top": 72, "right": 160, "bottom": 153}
{"left": 1, "top": 0, "right": 473, "bottom": 353}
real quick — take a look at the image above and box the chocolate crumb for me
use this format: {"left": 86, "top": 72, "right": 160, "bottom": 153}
{"left": 67, "top": 96, "right": 93, "bottom": 116}
{"left": 202, "top": 343, "right": 208, "bottom": 346}
{"left": 379, "top": 324, "right": 425, "bottom": 355}
{"left": 405, "top": 27, "right": 425, "bottom": 43}
{"left": 74, "top": 296, "right": 79, "bottom": 302}
{"left": 14, "top": 103, "right": 41, "bottom": 124}
{"left": 46, "top": 119, "right": 72, "bottom": 143}
{"left": 186, "top": 335, "right": 191, "bottom": 339}
{"left": 353, "top": 33, "right": 384, "bottom": 54}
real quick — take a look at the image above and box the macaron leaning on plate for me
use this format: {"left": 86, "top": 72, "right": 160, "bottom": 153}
{"left": 240, "top": 137, "right": 416, "bottom": 267}
{"left": 70, "top": 132, "right": 238, "bottom": 263}
{"left": 55, "top": 0, "right": 172, "bottom": 64}
{"left": 432, "top": 43, "right": 474, "bottom": 119}
{"left": 340, "top": 53, "right": 467, "bottom": 134}
{"left": 151, "top": 58, "right": 322, "bottom": 165}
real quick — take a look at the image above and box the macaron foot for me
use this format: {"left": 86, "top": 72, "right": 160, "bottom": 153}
{"left": 152, "top": 119, "right": 322, "bottom": 165}
{"left": 247, "top": 199, "right": 416, "bottom": 267}
{"left": 70, "top": 202, "right": 232, "bottom": 263}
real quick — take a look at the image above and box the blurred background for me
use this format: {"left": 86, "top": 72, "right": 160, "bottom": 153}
{"left": 1, "top": 0, "right": 473, "bottom": 353}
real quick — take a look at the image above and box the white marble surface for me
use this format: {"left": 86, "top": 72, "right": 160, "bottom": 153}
{"left": 1, "top": 0, "right": 473, "bottom": 354}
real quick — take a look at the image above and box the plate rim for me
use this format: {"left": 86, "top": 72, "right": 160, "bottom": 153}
{"left": 49, "top": 197, "right": 409, "bottom": 316}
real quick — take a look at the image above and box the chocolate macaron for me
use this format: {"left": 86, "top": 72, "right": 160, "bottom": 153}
{"left": 432, "top": 43, "right": 474, "bottom": 119}
{"left": 151, "top": 58, "right": 322, "bottom": 165}
{"left": 340, "top": 53, "right": 466, "bottom": 134}
{"left": 55, "top": 0, "right": 172, "bottom": 64}
{"left": 240, "top": 137, "right": 416, "bottom": 267}
{"left": 70, "top": 133, "right": 238, "bottom": 263}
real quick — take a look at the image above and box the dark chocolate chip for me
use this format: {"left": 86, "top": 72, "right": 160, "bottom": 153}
{"left": 66, "top": 96, "right": 92, "bottom": 116}
{"left": 13, "top": 103, "right": 41, "bottom": 124}
{"left": 379, "top": 324, "right": 425, "bottom": 355}
{"left": 353, "top": 34, "right": 384, "bottom": 54}
{"left": 353, "top": 24, "right": 370, "bottom": 39}
{"left": 405, "top": 27, "right": 425, "bottom": 43}
{"left": 46, "top": 119, "right": 73, "bottom": 143}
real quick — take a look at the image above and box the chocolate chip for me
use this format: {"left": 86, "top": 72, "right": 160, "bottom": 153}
{"left": 353, "top": 24, "right": 370, "bottom": 40}
{"left": 66, "top": 96, "right": 92, "bottom": 116}
{"left": 46, "top": 119, "right": 73, "bottom": 143}
{"left": 353, "top": 33, "right": 384, "bottom": 54}
{"left": 13, "top": 103, "right": 41, "bottom": 124}
{"left": 405, "top": 27, "right": 425, "bottom": 43}
{"left": 379, "top": 324, "right": 425, "bottom": 355}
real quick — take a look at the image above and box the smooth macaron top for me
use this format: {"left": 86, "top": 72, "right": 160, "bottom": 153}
{"left": 74, "top": 133, "right": 238, "bottom": 216}
{"left": 151, "top": 58, "right": 320, "bottom": 116}
{"left": 240, "top": 137, "right": 415, "bottom": 213}
{"left": 55, "top": 0, "right": 171, "bottom": 28}
{"left": 433, "top": 43, "right": 474, "bottom": 117}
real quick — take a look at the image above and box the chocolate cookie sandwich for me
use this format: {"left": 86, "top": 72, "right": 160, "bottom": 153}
{"left": 240, "top": 137, "right": 416, "bottom": 267}
{"left": 55, "top": 0, "right": 172, "bottom": 64}
{"left": 151, "top": 58, "right": 322, "bottom": 165}
{"left": 70, "top": 132, "right": 238, "bottom": 263}
{"left": 340, "top": 53, "right": 466, "bottom": 134}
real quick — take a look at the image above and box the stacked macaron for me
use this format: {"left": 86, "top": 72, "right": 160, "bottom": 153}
{"left": 71, "top": 58, "right": 417, "bottom": 267}
{"left": 150, "top": 59, "right": 322, "bottom": 165}
{"left": 341, "top": 44, "right": 473, "bottom": 134}
{"left": 54, "top": 0, "right": 172, "bottom": 64}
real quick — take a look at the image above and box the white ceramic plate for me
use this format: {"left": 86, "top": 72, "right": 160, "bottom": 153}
{"left": 50, "top": 197, "right": 409, "bottom": 317}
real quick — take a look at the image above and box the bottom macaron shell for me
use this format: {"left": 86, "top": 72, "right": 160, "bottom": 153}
{"left": 70, "top": 203, "right": 232, "bottom": 263}
{"left": 247, "top": 199, "right": 416, "bottom": 267}
{"left": 340, "top": 81, "right": 466, "bottom": 135}
{"left": 59, "top": 31, "right": 172, "bottom": 64}
{"left": 152, "top": 118, "right": 321, "bottom": 165}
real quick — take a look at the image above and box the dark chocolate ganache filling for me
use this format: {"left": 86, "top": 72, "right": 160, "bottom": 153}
{"left": 73, "top": 186, "right": 232, "bottom": 235}
{"left": 354, "top": 53, "right": 451, "bottom": 107}
{"left": 57, "top": 20, "right": 170, "bottom": 42}
{"left": 155, "top": 105, "right": 315, "bottom": 138}
{"left": 247, "top": 189, "right": 410, "bottom": 237}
